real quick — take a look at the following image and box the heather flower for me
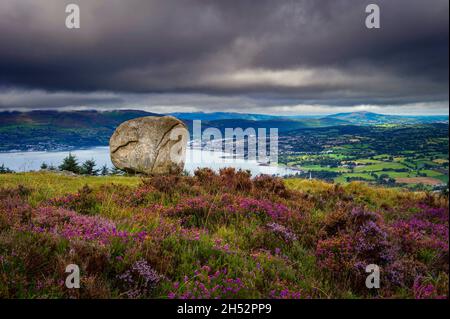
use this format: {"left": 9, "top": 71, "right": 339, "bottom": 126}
{"left": 238, "top": 198, "right": 292, "bottom": 221}
{"left": 212, "top": 238, "right": 234, "bottom": 253}
{"left": 415, "top": 204, "right": 448, "bottom": 224}
{"left": 253, "top": 175, "right": 290, "bottom": 198}
{"left": 269, "top": 289, "right": 302, "bottom": 299}
{"left": 413, "top": 276, "right": 437, "bottom": 299}
{"left": 118, "top": 259, "right": 163, "bottom": 298}
{"left": 390, "top": 205, "right": 449, "bottom": 261}
{"left": 180, "top": 227, "right": 208, "bottom": 241}
{"left": 266, "top": 222, "right": 298, "bottom": 243}
{"left": 316, "top": 235, "right": 354, "bottom": 272}
{"left": 47, "top": 185, "right": 97, "bottom": 215}
{"left": 166, "top": 196, "right": 213, "bottom": 227}
{"left": 350, "top": 207, "right": 381, "bottom": 224}
{"left": 1, "top": 169, "right": 448, "bottom": 299}
{"left": 354, "top": 220, "right": 395, "bottom": 264}
{"left": 27, "top": 206, "right": 147, "bottom": 244}
{"left": 168, "top": 266, "right": 245, "bottom": 299}
{"left": 316, "top": 207, "right": 399, "bottom": 292}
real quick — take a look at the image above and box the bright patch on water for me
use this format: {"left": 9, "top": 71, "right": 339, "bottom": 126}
{"left": 0, "top": 147, "right": 298, "bottom": 177}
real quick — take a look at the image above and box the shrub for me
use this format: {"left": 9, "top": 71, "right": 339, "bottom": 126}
{"left": 118, "top": 259, "right": 163, "bottom": 298}
{"left": 316, "top": 207, "right": 398, "bottom": 292}
{"left": 219, "top": 168, "right": 252, "bottom": 193}
{"left": 143, "top": 175, "right": 181, "bottom": 195}
{"left": 167, "top": 265, "right": 246, "bottom": 299}
{"left": 48, "top": 185, "right": 98, "bottom": 215}
{"left": 253, "top": 175, "right": 290, "bottom": 198}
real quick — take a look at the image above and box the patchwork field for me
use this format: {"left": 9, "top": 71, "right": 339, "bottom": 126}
{"left": 396, "top": 177, "right": 444, "bottom": 186}
{"left": 279, "top": 124, "right": 448, "bottom": 190}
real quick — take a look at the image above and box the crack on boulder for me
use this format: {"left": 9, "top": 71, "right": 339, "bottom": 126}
{"left": 150, "top": 122, "right": 185, "bottom": 172}
{"left": 111, "top": 140, "right": 139, "bottom": 154}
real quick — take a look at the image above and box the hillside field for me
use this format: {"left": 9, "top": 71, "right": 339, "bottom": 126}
{"left": 280, "top": 124, "right": 448, "bottom": 189}
{"left": 0, "top": 171, "right": 448, "bottom": 299}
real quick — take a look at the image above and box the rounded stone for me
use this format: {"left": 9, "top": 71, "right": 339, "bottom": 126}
{"left": 109, "top": 116, "right": 189, "bottom": 174}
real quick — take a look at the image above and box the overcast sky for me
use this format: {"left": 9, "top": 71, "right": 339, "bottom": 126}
{"left": 0, "top": 0, "right": 448, "bottom": 115}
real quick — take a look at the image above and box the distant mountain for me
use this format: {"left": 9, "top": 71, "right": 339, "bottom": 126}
{"left": 182, "top": 117, "right": 350, "bottom": 135}
{"left": 168, "top": 112, "right": 279, "bottom": 121}
{"left": 0, "top": 110, "right": 161, "bottom": 152}
{"left": 172, "top": 111, "right": 448, "bottom": 125}
{"left": 325, "top": 111, "right": 448, "bottom": 124}
{"left": 0, "top": 109, "right": 447, "bottom": 152}
{"left": 202, "top": 119, "right": 299, "bottom": 132}
{"left": 406, "top": 115, "right": 450, "bottom": 123}
{"left": 0, "top": 110, "right": 350, "bottom": 152}
{"left": 0, "top": 109, "right": 160, "bottom": 128}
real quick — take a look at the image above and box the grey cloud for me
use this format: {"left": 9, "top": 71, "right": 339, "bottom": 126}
{"left": 1, "top": 88, "right": 447, "bottom": 116}
{"left": 0, "top": 0, "right": 448, "bottom": 111}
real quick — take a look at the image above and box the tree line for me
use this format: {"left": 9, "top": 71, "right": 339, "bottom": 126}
{"left": 42, "top": 153, "right": 124, "bottom": 176}
{"left": 1, "top": 153, "right": 123, "bottom": 175}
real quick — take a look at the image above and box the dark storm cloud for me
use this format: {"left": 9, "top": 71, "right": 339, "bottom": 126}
{"left": 0, "top": 0, "right": 448, "bottom": 111}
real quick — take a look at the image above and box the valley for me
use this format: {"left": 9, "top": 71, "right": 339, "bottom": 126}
{"left": 278, "top": 124, "right": 449, "bottom": 190}
{"left": 0, "top": 110, "right": 448, "bottom": 190}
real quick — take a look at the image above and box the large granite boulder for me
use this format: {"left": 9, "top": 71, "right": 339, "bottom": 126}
{"left": 109, "top": 116, "right": 189, "bottom": 174}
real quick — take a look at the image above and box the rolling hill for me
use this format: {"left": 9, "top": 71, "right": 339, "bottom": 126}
{"left": 0, "top": 110, "right": 160, "bottom": 128}
{"left": 169, "top": 112, "right": 279, "bottom": 121}
{"left": 0, "top": 110, "right": 447, "bottom": 152}
{"left": 325, "top": 111, "right": 448, "bottom": 125}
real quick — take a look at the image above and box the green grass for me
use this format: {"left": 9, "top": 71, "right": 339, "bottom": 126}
{"left": 353, "top": 162, "right": 407, "bottom": 172}
{"left": 334, "top": 173, "right": 376, "bottom": 183}
{"left": 325, "top": 153, "right": 348, "bottom": 160}
{"left": 299, "top": 165, "right": 350, "bottom": 173}
{"left": 380, "top": 171, "right": 414, "bottom": 178}
{"left": 0, "top": 172, "right": 140, "bottom": 204}
{"left": 421, "top": 170, "right": 444, "bottom": 177}
{"left": 435, "top": 175, "right": 449, "bottom": 183}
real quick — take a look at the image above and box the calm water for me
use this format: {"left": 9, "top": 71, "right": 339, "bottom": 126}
{"left": 0, "top": 147, "right": 299, "bottom": 177}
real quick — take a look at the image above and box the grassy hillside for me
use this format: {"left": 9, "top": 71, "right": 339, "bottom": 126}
{"left": 325, "top": 111, "right": 449, "bottom": 125}
{"left": 0, "top": 171, "right": 448, "bottom": 299}
{"left": 0, "top": 110, "right": 159, "bottom": 128}
{"left": 3, "top": 110, "right": 446, "bottom": 152}
{"left": 0, "top": 110, "right": 348, "bottom": 151}
{"left": 0, "top": 110, "right": 160, "bottom": 151}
